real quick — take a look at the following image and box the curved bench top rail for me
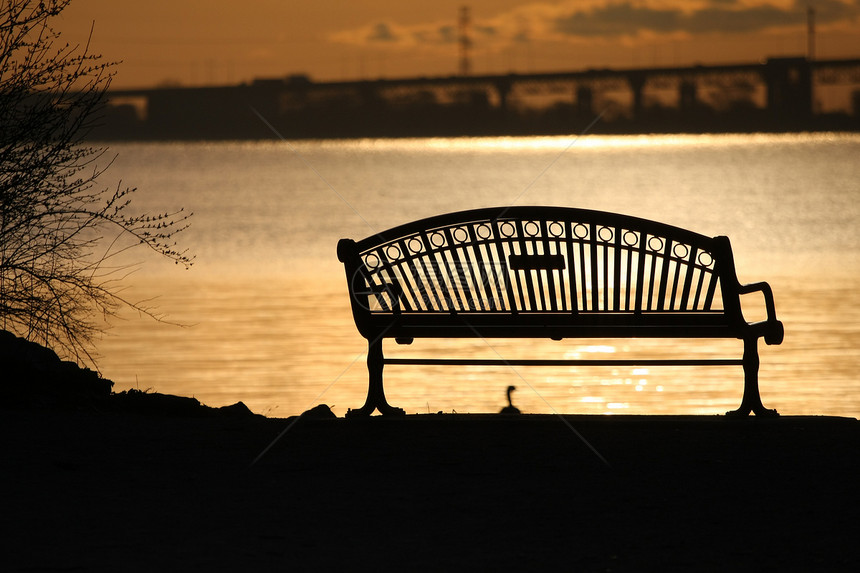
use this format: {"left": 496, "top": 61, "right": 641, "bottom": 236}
{"left": 353, "top": 206, "right": 714, "bottom": 253}
{"left": 342, "top": 206, "right": 730, "bottom": 316}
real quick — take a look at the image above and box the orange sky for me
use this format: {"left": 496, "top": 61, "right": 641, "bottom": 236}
{"left": 58, "top": 0, "right": 860, "bottom": 89}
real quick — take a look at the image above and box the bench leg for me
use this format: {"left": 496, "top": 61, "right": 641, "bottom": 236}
{"left": 346, "top": 339, "right": 406, "bottom": 417}
{"left": 726, "top": 337, "right": 778, "bottom": 418}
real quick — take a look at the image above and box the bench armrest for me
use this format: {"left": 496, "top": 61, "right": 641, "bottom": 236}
{"left": 738, "top": 281, "right": 783, "bottom": 344}
{"left": 737, "top": 281, "right": 777, "bottom": 321}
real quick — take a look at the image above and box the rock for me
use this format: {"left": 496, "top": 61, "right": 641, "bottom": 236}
{"left": 110, "top": 389, "right": 204, "bottom": 416}
{"left": 218, "top": 401, "right": 257, "bottom": 418}
{"left": 300, "top": 404, "right": 337, "bottom": 419}
{"left": 0, "top": 330, "right": 114, "bottom": 409}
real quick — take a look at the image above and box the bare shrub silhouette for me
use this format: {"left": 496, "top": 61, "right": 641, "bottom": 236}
{"left": 0, "top": 1, "right": 192, "bottom": 364}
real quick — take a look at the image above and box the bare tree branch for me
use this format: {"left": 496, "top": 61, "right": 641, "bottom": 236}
{"left": 1, "top": 0, "right": 193, "bottom": 366}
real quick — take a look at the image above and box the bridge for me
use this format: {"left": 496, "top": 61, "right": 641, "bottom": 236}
{"left": 104, "top": 57, "right": 860, "bottom": 139}
{"left": 292, "top": 57, "right": 860, "bottom": 115}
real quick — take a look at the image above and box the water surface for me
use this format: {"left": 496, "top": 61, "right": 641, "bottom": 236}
{"left": 95, "top": 134, "right": 860, "bottom": 417}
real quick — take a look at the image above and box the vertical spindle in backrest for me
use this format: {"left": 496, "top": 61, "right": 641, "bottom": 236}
{"left": 531, "top": 221, "right": 549, "bottom": 311}
{"left": 646, "top": 236, "right": 660, "bottom": 311}
{"left": 473, "top": 222, "right": 506, "bottom": 311}
{"left": 459, "top": 235, "right": 485, "bottom": 311}
{"left": 392, "top": 242, "right": 414, "bottom": 311}
{"left": 612, "top": 225, "right": 622, "bottom": 311}
{"left": 415, "top": 231, "right": 446, "bottom": 311}
{"left": 565, "top": 223, "right": 579, "bottom": 313}
{"left": 434, "top": 229, "right": 465, "bottom": 312}
{"left": 467, "top": 223, "right": 491, "bottom": 310}
{"left": 588, "top": 223, "right": 600, "bottom": 310}
{"left": 668, "top": 243, "right": 684, "bottom": 310}
{"left": 369, "top": 246, "right": 395, "bottom": 312}
{"left": 678, "top": 245, "right": 699, "bottom": 311}
{"left": 491, "top": 219, "right": 520, "bottom": 313}
{"left": 576, "top": 223, "right": 589, "bottom": 312}
{"left": 440, "top": 227, "right": 469, "bottom": 311}
{"left": 692, "top": 262, "right": 707, "bottom": 310}
{"left": 600, "top": 227, "right": 609, "bottom": 311}
{"left": 703, "top": 238, "right": 724, "bottom": 312}
{"left": 464, "top": 224, "right": 490, "bottom": 311}
{"left": 544, "top": 220, "right": 566, "bottom": 312}
{"left": 623, "top": 230, "right": 635, "bottom": 311}
{"left": 506, "top": 220, "right": 530, "bottom": 311}
{"left": 407, "top": 239, "right": 436, "bottom": 312}
{"left": 703, "top": 262, "right": 719, "bottom": 311}
{"left": 693, "top": 251, "right": 710, "bottom": 310}
{"left": 388, "top": 238, "right": 417, "bottom": 312}
{"left": 515, "top": 219, "right": 540, "bottom": 311}
{"left": 634, "top": 231, "right": 647, "bottom": 313}
{"left": 538, "top": 219, "right": 560, "bottom": 311}
{"left": 656, "top": 237, "right": 674, "bottom": 311}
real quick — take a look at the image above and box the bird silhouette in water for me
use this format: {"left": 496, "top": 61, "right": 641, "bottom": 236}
{"left": 500, "top": 385, "right": 520, "bottom": 414}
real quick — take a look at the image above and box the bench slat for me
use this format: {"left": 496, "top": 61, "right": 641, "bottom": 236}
{"left": 465, "top": 225, "right": 489, "bottom": 311}
{"left": 577, "top": 225, "right": 589, "bottom": 312}
{"left": 612, "top": 225, "right": 622, "bottom": 311}
{"left": 440, "top": 228, "right": 466, "bottom": 311}
{"left": 384, "top": 358, "right": 745, "bottom": 366}
{"left": 679, "top": 245, "right": 698, "bottom": 310}
{"left": 565, "top": 229, "right": 579, "bottom": 313}
{"left": 538, "top": 220, "right": 554, "bottom": 312}
{"left": 704, "top": 260, "right": 719, "bottom": 311}
{"left": 490, "top": 219, "right": 519, "bottom": 313}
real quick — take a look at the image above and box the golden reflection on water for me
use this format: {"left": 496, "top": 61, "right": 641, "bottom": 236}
{"left": 96, "top": 267, "right": 860, "bottom": 419}
{"left": 347, "top": 132, "right": 850, "bottom": 153}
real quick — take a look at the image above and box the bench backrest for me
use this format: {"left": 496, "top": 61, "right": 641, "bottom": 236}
{"left": 338, "top": 207, "right": 742, "bottom": 318}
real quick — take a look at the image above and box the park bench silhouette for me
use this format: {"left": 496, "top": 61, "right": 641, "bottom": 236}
{"left": 337, "top": 206, "right": 783, "bottom": 417}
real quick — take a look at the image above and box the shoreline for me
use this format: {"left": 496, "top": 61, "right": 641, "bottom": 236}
{"left": 4, "top": 404, "right": 857, "bottom": 571}
{"left": 88, "top": 126, "right": 860, "bottom": 144}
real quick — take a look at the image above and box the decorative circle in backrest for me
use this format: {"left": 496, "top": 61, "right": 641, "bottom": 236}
{"left": 500, "top": 221, "right": 516, "bottom": 238}
{"left": 408, "top": 237, "right": 424, "bottom": 254}
{"left": 430, "top": 231, "right": 446, "bottom": 248}
{"left": 672, "top": 243, "right": 689, "bottom": 258}
{"left": 453, "top": 227, "right": 469, "bottom": 243}
{"left": 623, "top": 230, "right": 639, "bottom": 247}
{"left": 598, "top": 226, "right": 614, "bottom": 242}
{"left": 476, "top": 223, "right": 492, "bottom": 239}
{"left": 365, "top": 253, "right": 380, "bottom": 269}
{"left": 524, "top": 221, "right": 540, "bottom": 237}
{"left": 386, "top": 245, "right": 401, "bottom": 260}
{"left": 698, "top": 251, "right": 714, "bottom": 267}
{"left": 648, "top": 236, "right": 665, "bottom": 252}
{"left": 548, "top": 221, "right": 564, "bottom": 238}
{"left": 573, "top": 223, "right": 589, "bottom": 239}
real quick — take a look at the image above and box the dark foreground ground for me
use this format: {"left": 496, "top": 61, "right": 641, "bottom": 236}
{"left": 3, "top": 404, "right": 857, "bottom": 572}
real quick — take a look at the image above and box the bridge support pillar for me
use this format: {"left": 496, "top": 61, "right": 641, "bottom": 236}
{"left": 575, "top": 85, "right": 593, "bottom": 117}
{"left": 764, "top": 57, "right": 812, "bottom": 123}
{"left": 493, "top": 77, "right": 513, "bottom": 114}
{"left": 679, "top": 80, "right": 698, "bottom": 111}
{"left": 628, "top": 72, "right": 647, "bottom": 119}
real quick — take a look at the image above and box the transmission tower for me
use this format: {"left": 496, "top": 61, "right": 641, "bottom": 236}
{"left": 459, "top": 6, "right": 471, "bottom": 76}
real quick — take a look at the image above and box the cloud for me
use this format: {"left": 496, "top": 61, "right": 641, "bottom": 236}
{"left": 331, "top": 20, "right": 462, "bottom": 49}
{"left": 330, "top": 1, "right": 860, "bottom": 50}
{"left": 553, "top": 3, "right": 684, "bottom": 37}
{"left": 368, "top": 23, "right": 399, "bottom": 43}
{"left": 551, "top": 1, "right": 858, "bottom": 37}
